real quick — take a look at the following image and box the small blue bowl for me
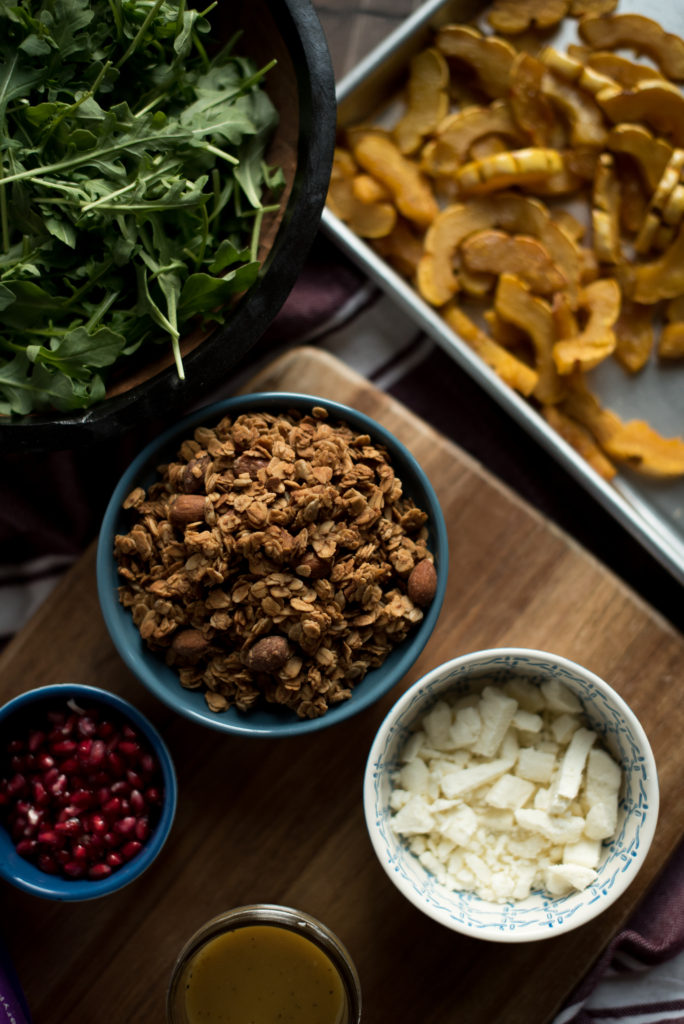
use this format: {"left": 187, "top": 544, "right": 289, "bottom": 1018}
{"left": 0, "top": 683, "right": 177, "bottom": 901}
{"left": 96, "top": 392, "right": 448, "bottom": 737}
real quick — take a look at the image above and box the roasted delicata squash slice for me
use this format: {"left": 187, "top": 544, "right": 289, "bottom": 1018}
{"left": 613, "top": 300, "right": 655, "bottom": 373}
{"left": 579, "top": 13, "right": 684, "bottom": 82}
{"left": 393, "top": 47, "right": 450, "bottom": 156}
{"left": 622, "top": 222, "right": 684, "bottom": 303}
{"left": 592, "top": 153, "right": 622, "bottom": 265}
{"left": 455, "top": 147, "right": 565, "bottom": 195}
{"left": 509, "top": 53, "right": 564, "bottom": 148}
{"left": 443, "top": 303, "right": 540, "bottom": 395}
{"left": 658, "top": 295, "right": 684, "bottom": 359}
{"left": 562, "top": 381, "right": 684, "bottom": 477}
{"left": 371, "top": 218, "right": 425, "bottom": 280}
{"left": 597, "top": 80, "right": 684, "bottom": 147}
{"left": 421, "top": 101, "right": 524, "bottom": 177}
{"left": 568, "top": 46, "right": 665, "bottom": 87}
{"left": 553, "top": 278, "right": 621, "bottom": 373}
{"left": 605, "top": 123, "right": 672, "bottom": 193}
{"left": 539, "top": 46, "right": 616, "bottom": 97}
{"left": 542, "top": 405, "right": 617, "bottom": 480}
{"left": 495, "top": 273, "right": 566, "bottom": 404}
{"left": 435, "top": 24, "right": 516, "bottom": 98}
{"left": 417, "top": 193, "right": 580, "bottom": 307}
{"left": 461, "top": 230, "right": 566, "bottom": 294}
{"left": 487, "top": 0, "right": 570, "bottom": 35}
{"left": 634, "top": 148, "right": 684, "bottom": 253}
{"left": 348, "top": 129, "right": 439, "bottom": 229}
{"left": 569, "top": 0, "right": 617, "bottom": 15}
{"left": 327, "top": 148, "right": 397, "bottom": 239}
{"left": 541, "top": 70, "right": 609, "bottom": 148}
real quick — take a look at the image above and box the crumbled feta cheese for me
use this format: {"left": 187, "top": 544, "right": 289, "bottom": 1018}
{"left": 516, "top": 747, "right": 556, "bottom": 784}
{"left": 388, "top": 676, "right": 623, "bottom": 903}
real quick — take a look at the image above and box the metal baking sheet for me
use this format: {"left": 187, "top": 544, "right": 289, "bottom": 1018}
{"left": 321, "top": 0, "right": 684, "bottom": 587}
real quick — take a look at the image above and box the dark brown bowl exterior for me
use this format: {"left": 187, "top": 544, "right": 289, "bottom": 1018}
{"left": 0, "top": 0, "right": 336, "bottom": 455}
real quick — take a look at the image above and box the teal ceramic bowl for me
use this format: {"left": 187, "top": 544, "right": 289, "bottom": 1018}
{"left": 0, "top": 683, "right": 177, "bottom": 901}
{"left": 96, "top": 392, "right": 448, "bottom": 737}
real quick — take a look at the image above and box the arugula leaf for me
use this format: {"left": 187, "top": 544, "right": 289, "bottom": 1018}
{"left": 0, "top": 0, "right": 284, "bottom": 416}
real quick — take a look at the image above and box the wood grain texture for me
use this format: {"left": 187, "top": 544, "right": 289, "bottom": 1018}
{"left": 1, "top": 348, "right": 682, "bottom": 1024}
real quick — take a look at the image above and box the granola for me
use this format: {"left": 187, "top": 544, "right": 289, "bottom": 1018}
{"left": 113, "top": 405, "right": 437, "bottom": 719}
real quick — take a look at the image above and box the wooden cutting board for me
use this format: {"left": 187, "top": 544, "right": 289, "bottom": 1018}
{"left": 1, "top": 347, "right": 683, "bottom": 1024}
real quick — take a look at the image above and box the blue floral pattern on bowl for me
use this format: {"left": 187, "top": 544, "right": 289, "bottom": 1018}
{"left": 364, "top": 649, "right": 659, "bottom": 943}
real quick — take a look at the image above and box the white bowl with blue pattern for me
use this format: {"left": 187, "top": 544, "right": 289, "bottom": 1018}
{"left": 363, "top": 648, "right": 659, "bottom": 942}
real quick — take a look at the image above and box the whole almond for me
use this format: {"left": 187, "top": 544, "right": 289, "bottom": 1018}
{"left": 181, "top": 455, "right": 211, "bottom": 494}
{"left": 407, "top": 558, "right": 437, "bottom": 608}
{"left": 233, "top": 454, "right": 269, "bottom": 479}
{"left": 246, "top": 636, "right": 290, "bottom": 673}
{"left": 169, "top": 494, "right": 206, "bottom": 529}
{"left": 170, "top": 629, "right": 210, "bottom": 664}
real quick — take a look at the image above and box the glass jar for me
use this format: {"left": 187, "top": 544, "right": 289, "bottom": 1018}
{"left": 166, "top": 904, "right": 362, "bottom": 1024}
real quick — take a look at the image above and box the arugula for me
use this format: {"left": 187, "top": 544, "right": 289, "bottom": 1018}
{"left": 0, "top": 0, "right": 285, "bottom": 415}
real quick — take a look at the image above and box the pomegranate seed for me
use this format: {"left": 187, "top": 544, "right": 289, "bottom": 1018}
{"left": 7, "top": 739, "right": 24, "bottom": 754}
{"left": 15, "top": 839, "right": 37, "bottom": 857}
{"left": 120, "top": 840, "right": 142, "bottom": 860}
{"left": 145, "top": 787, "right": 162, "bottom": 806}
{"left": 87, "top": 740, "right": 106, "bottom": 767}
{"left": 97, "top": 720, "right": 115, "bottom": 739}
{"left": 71, "top": 843, "right": 88, "bottom": 862}
{"left": 122, "top": 725, "right": 137, "bottom": 740}
{"left": 118, "top": 740, "right": 140, "bottom": 759}
{"left": 126, "top": 770, "right": 143, "bottom": 790}
{"left": 140, "top": 753, "right": 156, "bottom": 776}
{"left": 134, "top": 818, "right": 149, "bottom": 842}
{"left": 88, "top": 863, "right": 112, "bottom": 880}
{"left": 46, "top": 710, "right": 65, "bottom": 725}
{"left": 32, "top": 780, "right": 49, "bottom": 806}
{"left": 37, "top": 830, "right": 59, "bottom": 846}
{"left": 102, "top": 797, "right": 122, "bottom": 818}
{"left": 55, "top": 818, "right": 81, "bottom": 836}
{"left": 37, "top": 853, "right": 57, "bottom": 874}
{"left": 113, "top": 816, "right": 136, "bottom": 837}
{"left": 129, "top": 789, "right": 145, "bottom": 814}
{"left": 110, "top": 780, "right": 130, "bottom": 796}
{"left": 96, "top": 786, "right": 111, "bottom": 805}
{"left": 106, "top": 852, "right": 124, "bottom": 868}
{"left": 28, "top": 729, "right": 46, "bottom": 752}
{"left": 63, "top": 860, "right": 86, "bottom": 878}
{"left": 76, "top": 739, "right": 92, "bottom": 761}
{"left": 70, "top": 790, "right": 93, "bottom": 810}
{"left": 47, "top": 773, "right": 68, "bottom": 797}
{"left": 59, "top": 757, "right": 79, "bottom": 774}
{"left": 42, "top": 767, "right": 59, "bottom": 787}
{"left": 89, "top": 814, "right": 108, "bottom": 835}
{"left": 36, "top": 752, "right": 55, "bottom": 771}
{"left": 51, "top": 739, "right": 77, "bottom": 757}
{"left": 7, "top": 774, "right": 27, "bottom": 797}
{"left": 103, "top": 831, "right": 122, "bottom": 849}
{"left": 54, "top": 849, "right": 71, "bottom": 867}
{"left": 106, "top": 751, "right": 125, "bottom": 776}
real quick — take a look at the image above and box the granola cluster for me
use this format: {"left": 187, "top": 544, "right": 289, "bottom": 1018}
{"left": 113, "top": 405, "right": 436, "bottom": 719}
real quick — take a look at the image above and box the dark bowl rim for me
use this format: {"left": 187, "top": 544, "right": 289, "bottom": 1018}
{"left": 96, "top": 390, "right": 449, "bottom": 737}
{"left": 0, "top": 0, "right": 337, "bottom": 455}
{"left": 0, "top": 682, "right": 178, "bottom": 901}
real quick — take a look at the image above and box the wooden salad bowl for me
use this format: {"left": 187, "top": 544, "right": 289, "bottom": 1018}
{"left": 0, "top": 0, "right": 336, "bottom": 454}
